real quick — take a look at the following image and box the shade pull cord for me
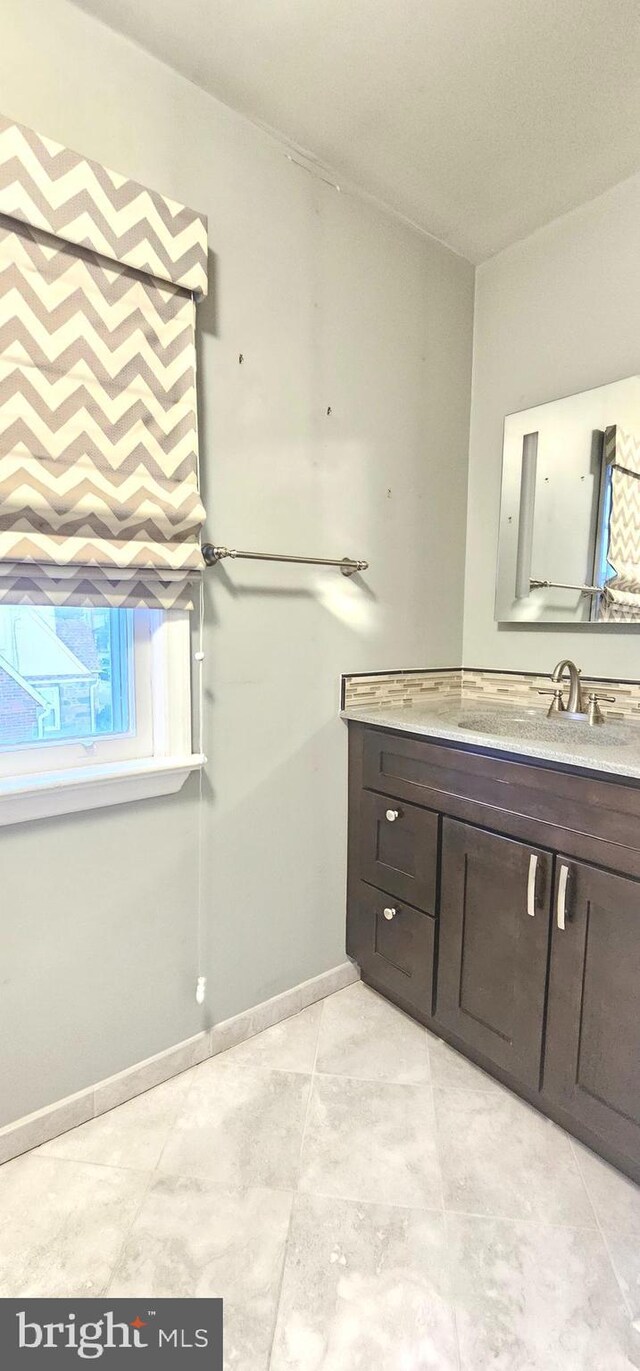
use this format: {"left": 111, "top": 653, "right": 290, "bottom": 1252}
{"left": 195, "top": 565, "right": 207, "bottom": 1007}
{"left": 193, "top": 296, "right": 207, "bottom": 1009}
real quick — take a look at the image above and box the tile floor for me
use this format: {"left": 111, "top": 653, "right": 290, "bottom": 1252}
{"left": 1, "top": 981, "right": 639, "bottom": 1369}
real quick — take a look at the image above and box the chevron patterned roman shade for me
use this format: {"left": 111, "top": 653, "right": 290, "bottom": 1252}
{"left": 602, "top": 425, "right": 640, "bottom": 623}
{"left": 0, "top": 116, "right": 208, "bottom": 611}
{"left": 0, "top": 117, "right": 207, "bottom": 297}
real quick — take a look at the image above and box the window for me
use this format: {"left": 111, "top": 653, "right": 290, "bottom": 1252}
{"left": 0, "top": 606, "right": 132, "bottom": 747}
{"left": 0, "top": 605, "right": 200, "bottom": 823}
{"left": 594, "top": 464, "right": 615, "bottom": 593}
{"left": 0, "top": 121, "right": 208, "bottom": 823}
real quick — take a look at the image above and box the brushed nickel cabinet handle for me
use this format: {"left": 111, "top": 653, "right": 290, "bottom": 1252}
{"left": 383, "top": 907, "right": 397, "bottom": 920}
{"left": 527, "top": 853, "right": 538, "bottom": 917}
{"left": 557, "top": 863, "right": 570, "bottom": 930}
{"left": 385, "top": 809, "right": 399, "bottom": 822}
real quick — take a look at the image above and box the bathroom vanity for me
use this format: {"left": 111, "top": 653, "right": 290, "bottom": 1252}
{"left": 344, "top": 692, "right": 640, "bottom": 1183}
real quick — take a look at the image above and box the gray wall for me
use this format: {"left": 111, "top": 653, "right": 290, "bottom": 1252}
{"left": 464, "top": 171, "right": 640, "bottom": 675}
{"left": 0, "top": 0, "right": 474, "bottom": 1125}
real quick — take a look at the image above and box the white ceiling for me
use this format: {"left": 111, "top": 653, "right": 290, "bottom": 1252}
{"left": 71, "top": 0, "right": 640, "bottom": 261}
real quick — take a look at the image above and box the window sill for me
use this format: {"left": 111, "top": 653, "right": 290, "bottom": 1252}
{"left": 0, "top": 754, "right": 206, "bottom": 828}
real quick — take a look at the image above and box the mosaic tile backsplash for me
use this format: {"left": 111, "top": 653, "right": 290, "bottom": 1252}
{"left": 342, "top": 668, "right": 640, "bottom": 722}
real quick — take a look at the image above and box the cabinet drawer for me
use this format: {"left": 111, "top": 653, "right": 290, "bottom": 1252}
{"left": 360, "top": 789, "right": 438, "bottom": 913}
{"left": 347, "top": 881, "right": 435, "bottom": 1018}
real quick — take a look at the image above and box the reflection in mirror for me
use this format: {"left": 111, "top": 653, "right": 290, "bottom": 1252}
{"left": 495, "top": 375, "right": 640, "bottom": 625}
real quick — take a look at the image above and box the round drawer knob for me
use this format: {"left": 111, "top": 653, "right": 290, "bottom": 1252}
{"left": 385, "top": 809, "right": 399, "bottom": 822}
{"left": 383, "top": 907, "right": 397, "bottom": 920}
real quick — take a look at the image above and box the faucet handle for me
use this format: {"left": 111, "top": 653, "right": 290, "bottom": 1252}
{"left": 538, "top": 687, "right": 565, "bottom": 716}
{"left": 586, "top": 691, "right": 616, "bottom": 726}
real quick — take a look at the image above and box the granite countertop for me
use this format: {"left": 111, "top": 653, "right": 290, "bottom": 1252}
{"left": 341, "top": 695, "right": 640, "bottom": 782}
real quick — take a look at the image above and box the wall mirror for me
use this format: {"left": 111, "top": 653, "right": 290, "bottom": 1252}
{"left": 495, "top": 374, "right": 640, "bottom": 625}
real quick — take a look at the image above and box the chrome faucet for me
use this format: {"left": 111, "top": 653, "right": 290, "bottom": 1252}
{"left": 551, "top": 659, "right": 586, "bottom": 715}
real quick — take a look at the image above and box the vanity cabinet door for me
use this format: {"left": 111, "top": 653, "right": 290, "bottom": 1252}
{"left": 437, "top": 819, "right": 552, "bottom": 1088}
{"left": 544, "top": 859, "right": 640, "bottom": 1164}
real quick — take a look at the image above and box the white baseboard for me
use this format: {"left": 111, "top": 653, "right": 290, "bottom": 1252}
{"left": 209, "top": 958, "right": 359, "bottom": 1057}
{"left": 0, "top": 959, "right": 359, "bottom": 1166}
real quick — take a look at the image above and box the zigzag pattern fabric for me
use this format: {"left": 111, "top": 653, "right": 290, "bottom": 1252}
{"left": 602, "top": 425, "right": 640, "bottom": 623}
{"left": 0, "top": 117, "right": 208, "bottom": 299}
{"left": 0, "top": 118, "right": 208, "bottom": 611}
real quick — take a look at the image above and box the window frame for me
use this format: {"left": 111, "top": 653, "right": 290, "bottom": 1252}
{"left": 0, "top": 609, "right": 204, "bottom": 826}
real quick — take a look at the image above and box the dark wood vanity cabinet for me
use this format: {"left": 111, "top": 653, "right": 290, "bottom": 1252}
{"left": 346, "top": 720, "right": 640, "bottom": 1182}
